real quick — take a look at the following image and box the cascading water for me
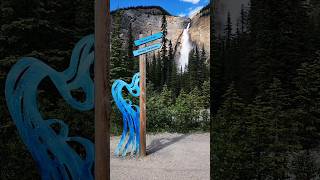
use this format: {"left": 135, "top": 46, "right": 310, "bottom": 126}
{"left": 178, "top": 23, "right": 192, "bottom": 72}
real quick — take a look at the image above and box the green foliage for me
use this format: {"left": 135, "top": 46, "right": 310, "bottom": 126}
{"left": 202, "top": 80, "right": 210, "bottom": 108}
{"left": 147, "top": 86, "right": 173, "bottom": 132}
{"left": 290, "top": 151, "right": 320, "bottom": 179}
{"left": 145, "top": 83, "right": 209, "bottom": 133}
{"left": 212, "top": 83, "right": 253, "bottom": 179}
{"left": 293, "top": 58, "right": 320, "bottom": 149}
{"left": 171, "top": 88, "right": 203, "bottom": 132}
{"left": 127, "top": 22, "right": 138, "bottom": 74}
{"left": 111, "top": 12, "right": 129, "bottom": 82}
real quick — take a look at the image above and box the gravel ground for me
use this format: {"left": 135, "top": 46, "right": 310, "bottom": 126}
{"left": 110, "top": 133, "right": 210, "bottom": 180}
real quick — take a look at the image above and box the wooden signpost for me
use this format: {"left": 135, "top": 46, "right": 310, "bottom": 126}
{"left": 139, "top": 35, "right": 147, "bottom": 156}
{"left": 95, "top": 0, "right": 110, "bottom": 179}
{"left": 134, "top": 33, "right": 162, "bottom": 157}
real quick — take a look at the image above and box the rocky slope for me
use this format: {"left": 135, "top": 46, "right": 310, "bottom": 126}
{"left": 189, "top": 5, "right": 210, "bottom": 58}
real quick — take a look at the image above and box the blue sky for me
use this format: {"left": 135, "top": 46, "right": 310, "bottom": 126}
{"left": 110, "top": 0, "right": 209, "bottom": 17}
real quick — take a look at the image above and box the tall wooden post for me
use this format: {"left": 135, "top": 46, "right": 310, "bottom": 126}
{"left": 95, "top": 0, "right": 110, "bottom": 179}
{"left": 139, "top": 34, "right": 147, "bottom": 157}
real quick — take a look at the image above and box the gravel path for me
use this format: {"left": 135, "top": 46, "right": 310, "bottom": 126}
{"left": 110, "top": 133, "right": 210, "bottom": 180}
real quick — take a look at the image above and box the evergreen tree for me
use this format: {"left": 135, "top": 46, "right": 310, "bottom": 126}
{"left": 240, "top": 4, "right": 248, "bottom": 34}
{"left": 201, "top": 80, "right": 210, "bottom": 108}
{"left": 111, "top": 12, "right": 127, "bottom": 82}
{"left": 212, "top": 83, "right": 252, "bottom": 179}
{"left": 167, "top": 40, "right": 174, "bottom": 87}
{"left": 127, "top": 22, "right": 136, "bottom": 74}
{"left": 290, "top": 151, "right": 320, "bottom": 179}
{"left": 248, "top": 78, "right": 298, "bottom": 179}
{"left": 155, "top": 51, "right": 162, "bottom": 88}
{"left": 188, "top": 46, "right": 200, "bottom": 88}
{"left": 225, "top": 11, "right": 232, "bottom": 49}
{"left": 160, "top": 14, "right": 168, "bottom": 86}
{"left": 199, "top": 45, "right": 207, "bottom": 85}
{"left": 293, "top": 58, "right": 320, "bottom": 149}
{"left": 150, "top": 52, "right": 157, "bottom": 85}
{"left": 170, "top": 61, "right": 178, "bottom": 96}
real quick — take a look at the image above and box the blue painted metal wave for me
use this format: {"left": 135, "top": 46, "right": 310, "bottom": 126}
{"left": 112, "top": 73, "right": 140, "bottom": 157}
{"left": 5, "top": 35, "right": 95, "bottom": 180}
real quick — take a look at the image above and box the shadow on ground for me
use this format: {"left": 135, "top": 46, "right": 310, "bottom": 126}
{"left": 147, "top": 134, "right": 189, "bottom": 155}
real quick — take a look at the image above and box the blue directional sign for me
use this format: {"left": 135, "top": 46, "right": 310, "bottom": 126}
{"left": 133, "top": 43, "right": 162, "bottom": 56}
{"left": 134, "top": 32, "right": 163, "bottom": 46}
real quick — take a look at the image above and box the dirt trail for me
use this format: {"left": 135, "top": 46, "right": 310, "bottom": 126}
{"left": 110, "top": 133, "right": 210, "bottom": 180}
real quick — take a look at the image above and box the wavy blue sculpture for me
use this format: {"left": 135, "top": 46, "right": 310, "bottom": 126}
{"left": 5, "top": 35, "right": 95, "bottom": 180}
{"left": 112, "top": 73, "right": 140, "bottom": 157}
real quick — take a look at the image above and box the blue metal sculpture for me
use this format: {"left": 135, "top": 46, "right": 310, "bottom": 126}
{"left": 112, "top": 73, "right": 140, "bottom": 157}
{"left": 5, "top": 35, "right": 95, "bottom": 180}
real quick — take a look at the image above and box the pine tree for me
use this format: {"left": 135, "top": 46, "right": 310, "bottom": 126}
{"left": 160, "top": 14, "right": 168, "bottom": 86}
{"left": 167, "top": 40, "right": 174, "bottom": 88}
{"left": 155, "top": 51, "right": 162, "bottom": 88}
{"left": 212, "top": 83, "right": 252, "bottom": 179}
{"left": 111, "top": 12, "right": 127, "bottom": 82}
{"left": 199, "top": 45, "right": 207, "bottom": 86}
{"left": 212, "top": 9, "right": 225, "bottom": 113}
{"left": 249, "top": 78, "right": 298, "bottom": 179}
{"left": 249, "top": 0, "right": 311, "bottom": 91}
{"left": 293, "top": 58, "right": 320, "bottom": 150}
{"left": 127, "top": 22, "right": 136, "bottom": 74}
{"left": 240, "top": 4, "right": 247, "bottom": 34}
{"left": 188, "top": 46, "right": 200, "bottom": 88}
{"left": 225, "top": 11, "right": 232, "bottom": 49}
{"left": 150, "top": 52, "right": 157, "bottom": 85}
{"left": 201, "top": 80, "right": 210, "bottom": 108}
{"left": 170, "top": 61, "right": 178, "bottom": 96}
{"left": 290, "top": 151, "right": 320, "bottom": 179}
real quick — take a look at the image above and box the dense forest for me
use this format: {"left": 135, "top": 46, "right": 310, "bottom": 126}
{"left": 0, "top": 1, "right": 210, "bottom": 179}
{"left": 212, "top": 0, "right": 320, "bottom": 179}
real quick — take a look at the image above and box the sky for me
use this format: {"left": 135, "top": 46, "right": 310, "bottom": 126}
{"left": 110, "top": 0, "right": 210, "bottom": 18}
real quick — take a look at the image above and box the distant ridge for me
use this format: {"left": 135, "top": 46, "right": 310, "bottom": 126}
{"left": 200, "top": 3, "right": 211, "bottom": 17}
{"left": 111, "top": 6, "right": 171, "bottom": 16}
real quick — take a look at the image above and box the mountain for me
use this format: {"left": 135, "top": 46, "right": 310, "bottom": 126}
{"left": 111, "top": 5, "right": 210, "bottom": 62}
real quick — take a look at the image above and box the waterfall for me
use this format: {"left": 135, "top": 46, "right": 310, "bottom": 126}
{"left": 178, "top": 23, "right": 192, "bottom": 72}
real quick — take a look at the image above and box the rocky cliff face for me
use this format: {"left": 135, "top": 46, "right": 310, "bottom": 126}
{"left": 111, "top": 6, "right": 210, "bottom": 60}
{"left": 189, "top": 5, "right": 210, "bottom": 58}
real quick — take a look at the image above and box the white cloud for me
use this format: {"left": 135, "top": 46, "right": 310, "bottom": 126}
{"left": 188, "top": 6, "right": 203, "bottom": 18}
{"left": 180, "top": 0, "right": 201, "bottom": 4}
{"left": 178, "top": 13, "right": 186, "bottom": 17}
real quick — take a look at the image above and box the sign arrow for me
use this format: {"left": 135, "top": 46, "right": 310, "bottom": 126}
{"left": 133, "top": 43, "right": 162, "bottom": 57}
{"left": 134, "top": 32, "right": 163, "bottom": 46}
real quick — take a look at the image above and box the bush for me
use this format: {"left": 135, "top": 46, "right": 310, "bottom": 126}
{"left": 111, "top": 82, "right": 210, "bottom": 134}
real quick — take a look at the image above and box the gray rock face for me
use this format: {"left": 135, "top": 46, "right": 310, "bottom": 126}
{"left": 189, "top": 8, "right": 210, "bottom": 59}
